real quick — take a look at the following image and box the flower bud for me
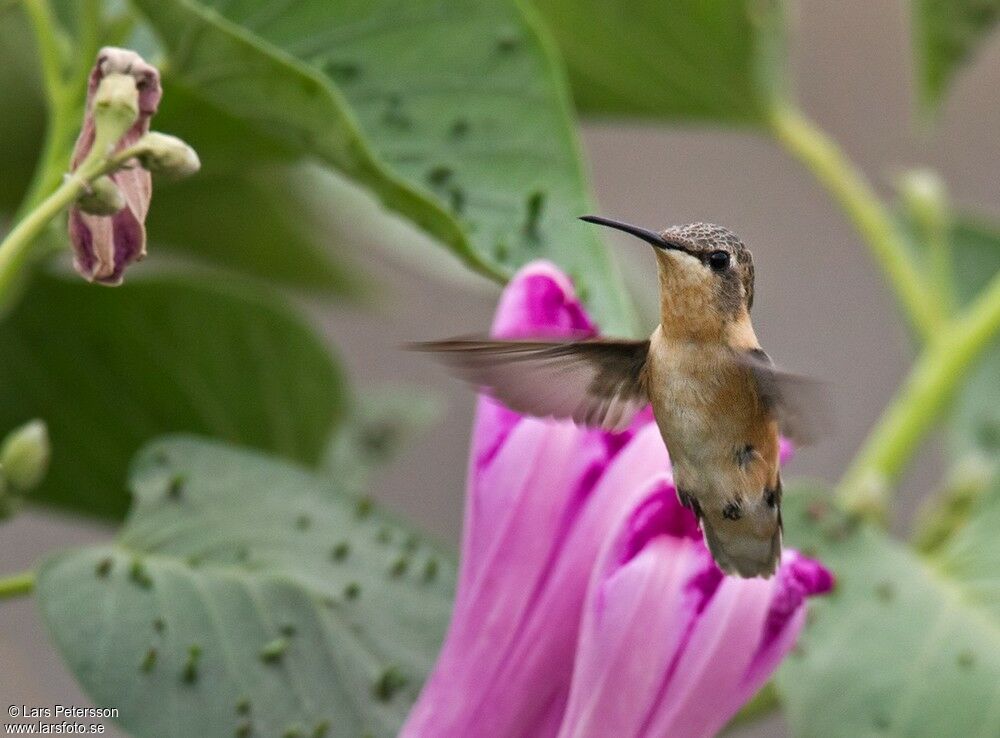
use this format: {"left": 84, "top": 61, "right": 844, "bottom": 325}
{"left": 68, "top": 48, "right": 162, "bottom": 285}
{"left": 898, "top": 169, "right": 949, "bottom": 236}
{"left": 76, "top": 175, "right": 126, "bottom": 215}
{"left": 0, "top": 420, "right": 50, "bottom": 492}
{"left": 90, "top": 73, "right": 139, "bottom": 158}
{"left": 134, "top": 132, "right": 201, "bottom": 179}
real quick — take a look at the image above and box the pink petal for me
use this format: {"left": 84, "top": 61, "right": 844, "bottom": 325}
{"left": 403, "top": 265, "right": 661, "bottom": 737}
{"left": 558, "top": 482, "right": 832, "bottom": 738}
{"left": 557, "top": 481, "right": 714, "bottom": 737}
{"left": 779, "top": 437, "right": 795, "bottom": 464}
{"left": 490, "top": 261, "right": 596, "bottom": 339}
{"left": 740, "top": 550, "right": 834, "bottom": 691}
{"left": 471, "top": 261, "right": 597, "bottom": 472}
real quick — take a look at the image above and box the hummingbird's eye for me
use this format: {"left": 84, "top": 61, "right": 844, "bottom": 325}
{"left": 707, "top": 250, "right": 730, "bottom": 272}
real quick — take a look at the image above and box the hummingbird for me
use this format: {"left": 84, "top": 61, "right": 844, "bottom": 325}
{"left": 414, "top": 216, "right": 827, "bottom": 578}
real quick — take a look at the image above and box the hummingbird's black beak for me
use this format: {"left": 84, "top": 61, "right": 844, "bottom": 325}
{"left": 579, "top": 215, "right": 689, "bottom": 254}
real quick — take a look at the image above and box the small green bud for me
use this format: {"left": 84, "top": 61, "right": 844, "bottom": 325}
{"left": 0, "top": 420, "right": 50, "bottom": 492}
{"left": 92, "top": 73, "right": 140, "bottom": 157}
{"left": 134, "top": 132, "right": 201, "bottom": 179}
{"left": 76, "top": 175, "right": 126, "bottom": 215}
{"left": 898, "top": 169, "right": 949, "bottom": 234}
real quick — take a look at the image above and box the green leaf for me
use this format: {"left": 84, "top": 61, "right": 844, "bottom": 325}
{"left": 322, "top": 386, "right": 443, "bottom": 498}
{"left": 38, "top": 437, "right": 455, "bottom": 738}
{"left": 0, "top": 274, "right": 346, "bottom": 519}
{"left": 777, "top": 485, "right": 1000, "bottom": 738}
{"left": 911, "top": 0, "right": 1000, "bottom": 115}
{"left": 147, "top": 81, "right": 366, "bottom": 296}
{"left": 933, "top": 475, "right": 1000, "bottom": 616}
{"left": 149, "top": 164, "right": 366, "bottom": 297}
{"left": 531, "top": 0, "right": 788, "bottom": 125}
{"left": 129, "top": 0, "right": 635, "bottom": 333}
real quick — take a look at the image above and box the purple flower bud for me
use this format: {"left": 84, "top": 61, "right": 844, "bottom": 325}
{"left": 68, "top": 48, "right": 162, "bottom": 285}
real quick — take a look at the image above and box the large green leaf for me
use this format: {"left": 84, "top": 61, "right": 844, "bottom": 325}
{"left": 531, "top": 0, "right": 788, "bottom": 125}
{"left": 0, "top": 274, "right": 345, "bottom": 519}
{"left": 149, "top": 164, "right": 366, "bottom": 297}
{"left": 129, "top": 0, "right": 635, "bottom": 333}
{"left": 933, "top": 474, "right": 1000, "bottom": 617}
{"left": 322, "top": 386, "right": 442, "bottom": 499}
{"left": 129, "top": 79, "right": 367, "bottom": 296}
{"left": 911, "top": 0, "right": 1000, "bottom": 115}
{"left": 777, "top": 485, "right": 1000, "bottom": 738}
{"left": 39, "top": 436, "right": 455, "bottom": 738}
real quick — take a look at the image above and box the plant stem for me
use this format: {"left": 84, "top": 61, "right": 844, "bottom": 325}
{"left": 21, "top": 0, "right": 64, "bottom": 106}
{"left": 837, "top": 268, "right": 1000, "bottom": 518}
{"left": 18, "top": 109, "right": 82, "bottom": 217}
{"left": 0, "top": 570, "right": 35, "bottom": 600}
{"left": 769, "top": 105, "right": 942, "bottom": 339}
{"left": 0, "top": 171, "right": 91, "bottom": 298}
{"left": 1, "top": 0, "right": 106, "bottom": 300}
{"left": 18, "top": 0, "right": 100, "bottom": 215}
{"left": 925, "top": 207, "right": 954, "bottom": 317}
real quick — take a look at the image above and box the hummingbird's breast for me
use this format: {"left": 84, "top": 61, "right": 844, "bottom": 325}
{"left": 645, "top": 327, "right": 778, "bottom": 506}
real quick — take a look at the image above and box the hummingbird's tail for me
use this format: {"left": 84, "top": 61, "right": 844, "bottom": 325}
{"left": 700, "top": 516, "right": 782, "bottom": 579}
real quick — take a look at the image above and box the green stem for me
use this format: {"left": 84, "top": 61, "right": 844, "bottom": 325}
{"left": 1, "top": 0, "right": 107, "bottom": 299}
{"left": 17, "top": 108, "right": 82, "bottom": 217}
{"left": 837, "top": 268, "right": 1000, "bottom": 519}
{"left": 17, "top": 0, "right": 100, "bottom": 215}
{"left": 21, "top": 0, "right": 64, "bottom": 106}
{"left": 769, "top": 105, "right": 942, "bottom": 339}
{"left": 0, "top": 170, "right": 94, "bottom": 298}
{"left": 925, "top": 209, "right": 954, "bottom": 317}
{"left": 0, "top": 570, "right": 35, "bottom": 600}
{"left": 73, "top": 0, "right": 102, "bottom": 91}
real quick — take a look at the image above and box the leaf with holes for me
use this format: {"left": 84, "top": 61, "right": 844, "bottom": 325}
{"left": 38, "top": 437, "right": 455, "bottom": 738}
{"left": 130, "top": 0, "right": 635, "bottom": 333}
{"left": 776, "top": 484, "right": 1000, "bottom": 738}
{"left": 0, "top": 275, "right": 345, "bottom": 519}
{"left": 322, "top": 385, "right": 443, "bottom": 498}
{"left": 532, "top": 0, "right": 788, "bottom": 125}
{"left": 911, "top": 0, "right": 1000, "bottom": 115}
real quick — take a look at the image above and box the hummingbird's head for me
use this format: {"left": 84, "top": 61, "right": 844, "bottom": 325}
{"left": 580, "top": 216, "right": 755, "bottom": 340}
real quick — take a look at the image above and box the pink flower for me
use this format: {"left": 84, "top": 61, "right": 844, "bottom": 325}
{"left": 402, "top": 262, "right": 833, "bottom": 738}
{"left": 68, "top": 48, "right": 162, "bottom": 285}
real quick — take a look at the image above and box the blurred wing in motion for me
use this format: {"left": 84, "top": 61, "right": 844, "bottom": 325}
{"left": 740, "top": 348, "right": 831, "bottom": 446}
{"left": 412, "top": 338, "right": 651, "bottom": 431}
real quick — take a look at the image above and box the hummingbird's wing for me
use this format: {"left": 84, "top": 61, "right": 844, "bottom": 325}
{"left": 739, "top": 349, "right": 831, "bottom": 446}
{"left": 411, "top": 337, "right": 650, "bottom": 431}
